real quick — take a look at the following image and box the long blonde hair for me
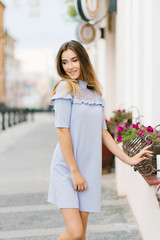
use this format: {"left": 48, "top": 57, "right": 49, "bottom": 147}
{"left": 51, "top": 40, "right": 102, "bottom": 99}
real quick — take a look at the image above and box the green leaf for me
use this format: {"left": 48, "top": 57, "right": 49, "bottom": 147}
{"left": 67, "top": 5, "right": 77, "bottom": 17}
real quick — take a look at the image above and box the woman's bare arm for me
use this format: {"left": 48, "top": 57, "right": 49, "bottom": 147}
{"left": 102, "top": 129, "right": 153, "bottom": 165}
{"left": 57, "top": 128, "right": 87, "bottom": 192}
{"left": 57, "top": 128, "right": 78, "bottom": 172}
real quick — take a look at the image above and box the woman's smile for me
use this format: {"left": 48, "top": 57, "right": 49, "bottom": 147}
{"left": 61, "top": 49, "right": 81, "bottom": 79}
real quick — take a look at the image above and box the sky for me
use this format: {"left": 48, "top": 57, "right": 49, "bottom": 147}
{"left": 3, "top": 0, "right": 78, "bottom": 73}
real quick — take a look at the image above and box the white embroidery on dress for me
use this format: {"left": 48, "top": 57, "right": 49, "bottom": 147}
{"left": 52, "top": 80, "right": 104, "bottom": 106}
{"left": 75, "top": 88, "right": 102, "bottom": 103}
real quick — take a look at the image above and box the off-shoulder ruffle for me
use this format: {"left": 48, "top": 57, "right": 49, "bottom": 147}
{"left": 51, "top": 80, "right": 73, "bottom": 103}
{"left": 73, "top": 98, "right": 104, "bottom": 107}
{"left": 51, "top": 80, "right": 104, "bottom": 106}
{"left": 51, "top": 93, "right": 73, "bottom": 103}
{"left": 51, "top": 95, "right": 104, "bottom": 106}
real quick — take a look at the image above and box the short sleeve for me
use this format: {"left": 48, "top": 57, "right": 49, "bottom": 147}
{"left": 51, "top": 81, "right": 73, "bottom": 128}
{"left": 102, "top": 107, "right": 107, "bottom": 130}
{"left": 102, "top": 118, "right": 107, "bottom": 130}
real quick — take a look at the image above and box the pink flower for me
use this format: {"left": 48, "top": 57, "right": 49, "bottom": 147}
{"left": 124, "top": 123, "right": 130, "bottom": 129}
{"left": 116, "top": 109, "right": 125, "bottom": 112}
{"left": 117, "top": 126, "right": 124, "bottom": 132}
{"left": 105, "top": 119, "right": 108, "bottom": 124}
{"left": 132, "top": 124, "right": 139, "bottom": 130}
{"left": 148, "top": 139, "right": 153, "bottom": 144}
{"left": 115, "top": 120, "right": 118, "bottom": 124}
{"left": 117, "top": 135, "right": 122, "bottom": 142}
{"left": 146, "top": 126, "right": 153, "bottom": 133}
{"left": 138, "top": 130, "right": 145, "bottom": 136}
{"left": 156, "top": 136, "right": 160, "bottom": 138}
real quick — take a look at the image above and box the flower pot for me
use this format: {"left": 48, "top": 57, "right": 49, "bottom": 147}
{"left": 102, "top": 143, "right": 114, "bottom": 174}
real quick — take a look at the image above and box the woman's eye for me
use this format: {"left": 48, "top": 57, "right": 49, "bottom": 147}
{"left": 73, "top": 59, "right": 77, "bottom": 62}
{"left": 62, "top": 62, "right": 66, "bottom": 65}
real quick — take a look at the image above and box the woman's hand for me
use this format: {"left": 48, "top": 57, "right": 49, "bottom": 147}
{"left": 130, "top": 145, "right": 153, "bottom": 165}
{"left": 71, "top": 169, "right": 87, "bottom": 192}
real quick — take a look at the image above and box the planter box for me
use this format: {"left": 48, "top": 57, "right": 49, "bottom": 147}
{"left": 102, "top": 143, "right": 114, "bottom": 174}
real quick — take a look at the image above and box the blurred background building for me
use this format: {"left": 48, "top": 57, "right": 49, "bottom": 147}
{"left": 4, "top": 33, "right": 22, "bottom": 108}
{"left": 1, "top": 0, "right": 74, "bottom": 110}
{"left": 0, "top": 1, "right": 5, "bottom": 105}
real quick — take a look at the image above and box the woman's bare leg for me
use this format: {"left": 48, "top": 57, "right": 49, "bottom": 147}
{"left": 79, "top": 211, "right": 89, "bottom": 240}
{"left": 58, "top": 208, "right": 83, "bottom": 240}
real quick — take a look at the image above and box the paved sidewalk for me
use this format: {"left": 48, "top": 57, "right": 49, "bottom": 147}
{"left": 0, "top": 113, "right": 143, "bottom": 240}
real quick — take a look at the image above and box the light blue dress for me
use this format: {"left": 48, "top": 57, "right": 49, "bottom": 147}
{"left": 47, "top": 80, "right": 107, "bottom": 213}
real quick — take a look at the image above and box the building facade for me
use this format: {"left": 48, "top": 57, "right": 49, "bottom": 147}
{"left": 96, "top": 1, "right": 160, "bottom": 239}
{"left": 0, "top": 1, "right": 22, "bottom": 108}
{"left": 4, "top": 33, "right": 22, "bottom": 108}
{"left": 78, "top": 0, "right": 160, "bottom": 239}
{"left": 0, "top": 1, "right": 5, "bottom": 105}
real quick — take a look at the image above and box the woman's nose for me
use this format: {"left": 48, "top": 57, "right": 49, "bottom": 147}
{"left": 68, "top": 62, "right": 73, "bottom": 69}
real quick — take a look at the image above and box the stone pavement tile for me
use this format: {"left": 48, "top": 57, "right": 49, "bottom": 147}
{"left": 0, "top": 113, "right": 54, "bottom": 154}
{"left": 0, "top": 113, "right": 56, "bottom": 195}
{"left": 0, "top": 192, "right": 48, "bottom": 207}
{"left": 6, "top": 237, "right": 54, "bottom": 240}
{"left": 101, "top": 187, "right": 117, "bottom": 200}
{"left": 89, "top": 204, "right": 135, "bottom": 225}
{"left": 0, "top": 209, "right": 63, "bottom": 231}
{"left": 0, "top": 189, "right": 143, "bottom": 239}
{"left": 5, "top": 231, "right": 142, "bottom": 240}
{"left": 86, "top": 230, "right": 143, "bottom": 240}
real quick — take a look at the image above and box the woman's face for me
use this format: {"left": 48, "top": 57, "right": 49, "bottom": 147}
{"left": 61, "top": 49, "right": 81, "bottom": 80}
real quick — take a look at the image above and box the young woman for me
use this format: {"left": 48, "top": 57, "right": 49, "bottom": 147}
{"left": 47, "top": 40, "right": 152, "bottom": 240}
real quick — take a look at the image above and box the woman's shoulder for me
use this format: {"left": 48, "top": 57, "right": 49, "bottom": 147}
{"left": 51, "top": 80, "right": 73, "bottom": 103}
{"left": 55, "top": 80, "right": 70, "bottom": 94}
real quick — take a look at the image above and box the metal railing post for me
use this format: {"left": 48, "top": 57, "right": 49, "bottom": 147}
{"left": 8, "top": 108, "right": 11, "bottom": 127}
{"left": 2, "top": 109, "right": 5, "bottom": 130}
{"left": 13, "top": 108, "right": 16, "bottom": 125}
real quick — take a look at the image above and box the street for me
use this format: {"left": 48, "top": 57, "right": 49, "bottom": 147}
{"left": 0, "top": 113, "right": 143, "bottom": 240}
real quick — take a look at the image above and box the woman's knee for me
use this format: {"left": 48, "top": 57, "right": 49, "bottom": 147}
{"left": 69, "top": 224, "right": 83, "bottom": 240}
{"left": 61, "top": 208, "right": 84, "bottom": 239}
